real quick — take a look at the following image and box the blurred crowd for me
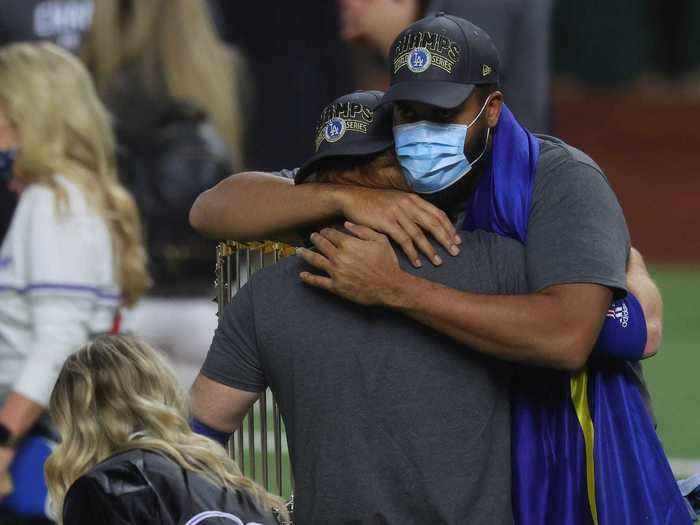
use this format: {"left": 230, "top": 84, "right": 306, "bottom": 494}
{"left": 0, "top": 1, "right": 699, "bottom": 524}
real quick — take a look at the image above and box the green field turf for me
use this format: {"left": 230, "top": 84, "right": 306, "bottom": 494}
{"left": 644, "top": 264, "right": 700, "bottom": 460}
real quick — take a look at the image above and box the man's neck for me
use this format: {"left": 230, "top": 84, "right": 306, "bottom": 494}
{"left": 425, "top": 161, "right": 488, "bottom": 223}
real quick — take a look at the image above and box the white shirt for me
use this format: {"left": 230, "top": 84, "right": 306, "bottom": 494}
{"left": 0, "top": 175, "right": 120, "bottom": 406}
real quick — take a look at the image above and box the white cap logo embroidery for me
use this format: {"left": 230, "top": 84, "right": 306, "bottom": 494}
{"left": 324, "top": 117, "right": 347, "bottom": 143}
{"left": 407, "top": 47, "right": 432, "bottom": 73}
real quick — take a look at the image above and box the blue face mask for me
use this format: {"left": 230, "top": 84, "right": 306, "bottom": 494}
{"left": 0, "top": 149, "right": 16, "bottom": 183}
{"left": 393, "top": 98, "right": 490, "bottom": 194}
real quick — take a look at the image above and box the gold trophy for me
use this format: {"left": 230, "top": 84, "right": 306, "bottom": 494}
{"left": 215, "top": 241, "right": 295, "bottom": 520}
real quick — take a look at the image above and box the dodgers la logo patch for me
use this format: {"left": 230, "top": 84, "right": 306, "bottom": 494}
{"left": 393, "top": 32, "right": 461, "bottom": 74}
{"left": 314, "top": 101, "right": 373, "bottom": 150}
{"left": 324, "top": 117, "right": 346, "bottom": 143}
{"left": 407, "top": 47, "right": 431, "bottom": 73}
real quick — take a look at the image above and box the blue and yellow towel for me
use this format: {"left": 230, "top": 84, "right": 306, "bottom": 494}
{"left": 462, "top": 104, "right": 692, "bottom": 525}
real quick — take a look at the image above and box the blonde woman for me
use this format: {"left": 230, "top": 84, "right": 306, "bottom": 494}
{"left": 82, "top": 0, "right": 247, "bottom": 388}
{"left": 82, "top": 0, "right": 243, "bottom": 162}
{"left": 45, "top": 334, "right": 286, "bottom": 525}
{"left": 0, "top": 42, "right": 149, "bottom": 518}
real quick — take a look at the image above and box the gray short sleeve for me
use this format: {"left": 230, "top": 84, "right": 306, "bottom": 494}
{"left": 200, "top": 284, "right": 266, "bottom": 392}
{"left": 527, "top": 156, "right": 630, "bottom": 297}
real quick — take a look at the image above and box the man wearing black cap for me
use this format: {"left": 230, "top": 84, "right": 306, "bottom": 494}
{"left": 192, "top": 89, "right": 528, "bottom": 524}
{"left": 193, "top": 14, "right": 660, "bottom": 373}
{"left": 290, "top": 20, "right": 668, "bottom": 522}
{"left": 190, "top": 86, "right": 675, "bottom": 524}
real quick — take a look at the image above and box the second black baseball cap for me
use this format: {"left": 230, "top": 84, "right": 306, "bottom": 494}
{"left": 295, "top": 90, "right": 393, "bottom": 184}
{"left": 380, "top": 13, "right": 500, "bottom": 109}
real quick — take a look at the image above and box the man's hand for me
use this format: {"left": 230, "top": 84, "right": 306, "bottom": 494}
{"left": 189, "top": 172, "right": 461, "bottom": 267}
{"left": 299, "top": 222, "right": 611, "bottom": 370}
{"left": 336, "top": 187, "right": 461, "bottom": 268}
{"left": 0, "top": 446, "right": 15, "bottom": 501}
{"left": 297, "top": 222, "right": 407, "bottom": 306}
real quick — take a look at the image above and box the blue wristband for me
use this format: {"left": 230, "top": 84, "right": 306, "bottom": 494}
{"left": 593, "top": 293, "right": 647, "bottom": 361}
{"left": 1, "top": 436, "right": 54, "bottom": 518}
{"left": 191, "top": 417, "right": 232, "bottom": 447}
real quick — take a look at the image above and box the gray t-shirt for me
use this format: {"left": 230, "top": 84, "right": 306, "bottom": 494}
{"left": 202, "top": 231, "right": 527, "bottom": 525}
{"left": 512, "top": 135, "right": 649, "bottom": 409}
{"left": 523, "top": 135, "right": 629, "bottom": 297}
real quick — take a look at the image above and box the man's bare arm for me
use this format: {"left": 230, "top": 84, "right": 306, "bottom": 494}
{"left": 189, "top": 171, "right": 460, "bottom": 265}
{"left": 298, "top": 225, "right": 611, "bottom": 371}
{"left": 190, "top": 374, "right": 259, "bottom": 433}
{"left": 189, "top": 172, "right": 340, "bottom": 244}
{"left": 627, "top": 247, "right": 663, "bottom": 358}
{"left": 386, "top": 277, "right": 611, "bottom": 371}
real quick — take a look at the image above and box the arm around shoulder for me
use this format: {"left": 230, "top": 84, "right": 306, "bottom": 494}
{"left": 375, "top": 156, "right": 624, "bottom": 371}
{"left": 189, "top": 171, "right": 345, "bottom": 243}
{"left": 383, "top": 270, "right": 611, "bottom": 372}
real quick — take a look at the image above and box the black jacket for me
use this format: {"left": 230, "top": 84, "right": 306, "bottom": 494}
{"left": 62, "top": 449, "right": 278, "bottom": 525}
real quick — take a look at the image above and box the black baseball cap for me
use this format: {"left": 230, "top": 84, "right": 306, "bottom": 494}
{"left": 380, "top": 13, "right": 500, "bottom": 109}
{"left": 295, "top": 90, "right": 393, "bottom": 184}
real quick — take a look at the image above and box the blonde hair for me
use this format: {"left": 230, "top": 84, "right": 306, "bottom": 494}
{"left": 45, "top": 334, "right": 287, "bottom": 523}
{"left": 0, "top": 42, "right": 150, "bottom": 306}
{"left": 83, "top": 0, "right": 243, "bottom": 162}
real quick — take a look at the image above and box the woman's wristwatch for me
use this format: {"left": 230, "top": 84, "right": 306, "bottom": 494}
{"left": 0, "top": 422, "right": 17, "bottom": 448}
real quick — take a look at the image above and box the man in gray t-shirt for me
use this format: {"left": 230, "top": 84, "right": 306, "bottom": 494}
{"left": 195, "top": 231, "right": 526, "bottom": 525}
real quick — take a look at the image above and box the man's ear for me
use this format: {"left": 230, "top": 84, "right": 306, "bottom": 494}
{"left": 485, "top": 91, "right": 503, "bottom": 129}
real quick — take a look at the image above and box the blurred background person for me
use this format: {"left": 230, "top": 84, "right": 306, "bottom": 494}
{"left": 0, "top": 42, "right": 149, "bottom": 523}
{"left": 0, "top": 0, "right": 93, "bottom": 51}
{"left": 0, "top": 0, "right": 95, "bottom": 248}
{"left": 45, "top": 334, "right": 286, "bottom": 525}
{"left": 81, "top": 0, "right": 245, "bottom": 386}
{"left": 338, "top": 0, "right": 552, "bottom": 133}
{"left": 209, "top": 0, "right": 357, "bottom": 170}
